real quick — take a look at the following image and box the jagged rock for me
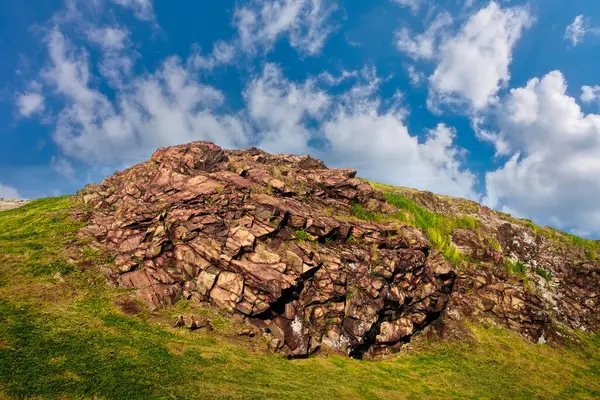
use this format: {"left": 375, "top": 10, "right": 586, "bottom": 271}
{"left": 75, "top": 140, "right": 598, "bottom": 357}
{"left": 238, "top": 328, "right": 255, "bottom": 337}
{"left": 76, "top": 141, "right": 457, "bottom": 358}
{"left": 173, "top": 314, "right": 211, "bottom": 330}
{"left": 398, "top": 188, "right": 599, "bottom": 343}
{"left": 376, "top": 319, "right": 413, "bottom": 344}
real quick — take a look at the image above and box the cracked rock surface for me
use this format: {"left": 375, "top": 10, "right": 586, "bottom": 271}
{"left": 77, "top": 141, "right": 456, "bottom": 358}
{"left": 399, "top": 188, "right": 600, "bottom": 344}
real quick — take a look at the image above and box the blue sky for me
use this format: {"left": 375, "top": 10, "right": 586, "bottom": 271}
{"left": 2, "top": 0, "right": 600, "bottom": 237}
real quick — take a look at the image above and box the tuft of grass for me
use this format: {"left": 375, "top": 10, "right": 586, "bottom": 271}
{"left": 351, "top": 203, "right": 382, "bottom": 222}
{"left": 505, "top": 258, "right": 527, "bottom": 277}
{"left": 349, "top": 192, "right": 474, "bottom": 266}
{"left": 535, "top": 266, "right": 553, "bottom": 282}
{"left": 488, "top": 237, "right": 502, "bottom": 252}
{"left": 294, "top": 228, "right": 315, "bottom": 242}
{"left": 520, "top": 221, "right": 600, "bottom": 261}
{"left": 382, "top": 192, "right": 476, "bottom": 266}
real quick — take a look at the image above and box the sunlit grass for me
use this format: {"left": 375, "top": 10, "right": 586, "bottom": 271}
{"left": 0, "top": 197, "right": 598, "bottom": 399}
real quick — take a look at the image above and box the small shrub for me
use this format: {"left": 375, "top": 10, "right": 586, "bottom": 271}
{"left": 535, "top": 267, "right": 553, "bottom": 282}
{"left": 505, "top": 258, "right": 527, "bottom": 277}
{"left": 295, "top": 229, "right": 314, "bottom": 242}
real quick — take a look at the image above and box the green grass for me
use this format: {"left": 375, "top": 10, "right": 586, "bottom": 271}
{"left": 505, "top": 258, "right": 527, "bottom": 277}
{"left": 351, "top": 192, "right": 480, "bottom": 266}
{"left": 535, "top": 266, "right": 553, "bottom": 282}
{"left": 294, "top": 228, "right": 315, "bottom": 242}
{"left": 521, "top": 220, "right": 600, "bottom": 261}
{"left": 351, "top": 203, "right": 382, "bottom": 222}
{"left": 0, "top": 197, "right": 599, "bottom": 399}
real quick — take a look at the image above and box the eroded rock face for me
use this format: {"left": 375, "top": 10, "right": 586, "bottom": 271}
{"left": 78, "top": 141, "right": 456, "bottom": 358}
{"left": 399, "top": 189, "right": 600, "bottom": 343}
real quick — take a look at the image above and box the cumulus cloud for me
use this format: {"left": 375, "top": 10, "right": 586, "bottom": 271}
{"left": 41, "top": 28, "right": 247, "bottom": 165}
{"left": 233, "top": 0, "right": 337, "bottom": 55}
{"left": 484, "top": 71, "right": 600, "bottom": 235}
{"left": 0, "top": 183, "right": 21, "bottom": 198}
{"left": 37, "top": 22, "right": 476, "bottom": 200}
{"left": 581, "top": 85, "right": 600, "bottom": 103}
{"left": 22, "top": 0, "right": 476, "bottom": 205}
{"left": 324, "top": 115, "right": 477, "bottom": 198}
{"left": 245, "top": 64, "right": 329, "bottom": 154}
{"left": 428, "top": 1, "right": 532, "bottom": 111}
{"left": 244, "top": 64, "right": 477, "bottom": 198}
{"left": 396, "top": 12, "right": 453, "bottom": 60}
{"left": 17, "top": 92, "right": 44, "bottom": 117}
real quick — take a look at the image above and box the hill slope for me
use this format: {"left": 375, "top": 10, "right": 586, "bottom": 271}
{"left": 0, "top": 141, "right": 599, "bottom": 399}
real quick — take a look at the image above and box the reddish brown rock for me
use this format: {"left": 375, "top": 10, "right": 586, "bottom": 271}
{"left": 77, "top": 141, "right": 457, "bottom": 358}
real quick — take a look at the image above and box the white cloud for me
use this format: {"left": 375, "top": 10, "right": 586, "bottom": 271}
{"left": 111, "top": 0, "right": 154, "bottom": 21}
{"left": 26, "top": 1, "right": 476, "bottom": 205}
{"left": 86, "top": 26, "right": 129, "bottom": 50}
{"left": 324, "top": 115, "right": 477, "bottom": 198}
{"left": 428, "top": 1, "right": 533, "bottom": 111}
{"left": 396, "top": 12, "right": 453, "bottom": 60}
{"left": 581, "top": 85, "right": 600, "bottom": 103}
{"left": 17, "top": 92, "right": 44, "bottom": 117}
{"left": 233, "top": 0, "right": 337, "bottom": 55}
{"left": 406, "top": 65, "right": 425, "bottom": 86}
{"left": 0, "top": 183, "right": 21, "bottom": 198}
{"left": 484, "top": 70, "right": 600, "bottom": 235}
{"left": 390, "top": 0, "right": 422, "bottom": 13}
{"left": 86, "top": 26, "right": 134, "bottom": 87}
{"left": 564, "top": 15, "right": 585, "bottom": 46}
{"left": 471, "top": 116, "right": 510, "bottom": 156}
{"left": 244, "top": 64, "right": 477, "bottom": 199}
{"left": 42, "top": 28, "right": 248, "bottom": 166}
{"left": 245, "top": 63, "right": 329, "bottom": 154}
{"left": 564, "top": 15, "right": 600, "bottom": 46}
{"left": 191, "top": 41, "right": 236, "bottom": 71}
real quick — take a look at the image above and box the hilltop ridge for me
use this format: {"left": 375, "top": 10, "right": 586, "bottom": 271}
{"left": 76, "top": 141, "right": 599, "bottom": 356}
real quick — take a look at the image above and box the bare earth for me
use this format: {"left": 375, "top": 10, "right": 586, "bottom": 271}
{"left": 0, "top": 198, "right": 30, "bottom": 211}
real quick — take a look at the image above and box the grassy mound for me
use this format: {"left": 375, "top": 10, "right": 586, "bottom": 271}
{"left": 0, "top": 197, "right": 598, "bottom": 399}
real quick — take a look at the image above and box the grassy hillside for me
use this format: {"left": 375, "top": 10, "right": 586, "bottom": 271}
{"left": 0, "top": 197, "right": 599, "bottom": 399}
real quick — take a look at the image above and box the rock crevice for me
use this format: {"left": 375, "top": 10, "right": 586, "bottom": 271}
{"left": 78, "top": 141, "right": 456, "bottom": 358}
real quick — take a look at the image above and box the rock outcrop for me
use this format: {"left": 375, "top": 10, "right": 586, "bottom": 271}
{"left": 76, "top": 141, "right": 599, "bottom": 358}
{"left": 78, "top": 142, "right": 456, "bottom": 358}
{"left": 0, "top": 198, "right": 29, "bottom": 211}
{"left": 397, "top": 188, "right": 600, "bottom": 344}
